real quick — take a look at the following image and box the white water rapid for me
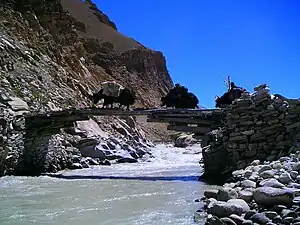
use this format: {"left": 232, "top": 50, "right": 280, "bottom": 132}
{"left": 0, "top": 144, "right": 209, "bottom": 225}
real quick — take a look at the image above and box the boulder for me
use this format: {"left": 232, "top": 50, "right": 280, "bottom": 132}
{"left": 292, "top": 162, "right": 300, "bottom": 171}
{"left": 253, "top": 187, "right": 294, "bottom": 206}
{"left": 69, "top": 163, "right": 83, "bottom": 169}
{"left": 227, "top": 199, "right": 250, "bottom": 212}
{"left": 259, "top": 178, "right": 285, "bottom": 188}
{"left": 258, "top": 165, "right": 272, "bottom": 174}
{"left": 229, "top": 214, "right": 245, "bottom": 225}
{"left": 249, "top": 213, "right": 270, "bottom": 224}
{"left": 239, "top": 189, "right": 254, "bottom": 203}
{"left": 278, "top": 171, "right": 293, "bottom": 184}
{"left": 7, "top": 97, "right": 29, "bottom": 111}
{"left": 207, "top": 200, "right": 244, "bottom": 218}
{"left": 220, "top": 217, "right": 237, "bottom": 225}
{"left": 204, "top": 189, "right": 219, "bottom": 199}
{"left": 241, "top": 180, "right": 256, "bottom": 188}
{"left": 217, "top": 187, "right": 238, "bottom": 201}
{"left": 259, "top": 170, "right": 275, "bottom": 179}
{"left": 117, "top": 157, "right": 138, "bottom": 163}
{"left": 174, "top": 134, "right": 197, "bottom": 148}
{"left": 208, "top": 216, "right": 224, "bottom": 225}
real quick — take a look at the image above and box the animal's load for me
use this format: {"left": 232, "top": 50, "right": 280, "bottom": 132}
{"left": 101, "top": 81, "right": 124, "bottom": 97}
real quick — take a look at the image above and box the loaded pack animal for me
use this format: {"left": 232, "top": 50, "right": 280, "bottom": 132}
{"left": 161, "top": 83, "right": 199, "bottom": 109}
{"left": 91, "top": 82, "right": 136, "bottom": 110}
{"left": 215, "top": 85, "right": 246, "bottom": 108}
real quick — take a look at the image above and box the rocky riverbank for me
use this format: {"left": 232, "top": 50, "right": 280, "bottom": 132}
{"left": 2, "top": 97, "right": 157, "bottom": 175}
{"left": 201, "top": 84, "right": 300, "bottom": 183}
{"left": 196, "top": 153, "right": 300, "bottom": 225}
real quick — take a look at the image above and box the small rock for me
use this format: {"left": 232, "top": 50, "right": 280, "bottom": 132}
{"left": 204, "top": 189, "right": 219, "bottom": 199}
{"left": 279, "top": 157, "right": 290, "bottom": 162}
{"left": 217, "top": 187, "right": 238, "bottom": 201}
{"left": 7, "top": 97, "right": 29, "bottom": 111}
{"left": 296, "top": 175, "right": 300, "bottom": 183}
{"left": 99, "top": 159, "right": 111, "bottom": 166}
{"left": 290, "top": 171, "right": 299, "bottom": 179}
{"left": 260, "top": 170, "right": 275, "bottom": 179}
{"left": 117, "top": 158, "right": 138, "bottom": 163}
{"left": 227, "top": 199, "right": 250, "bottom": 212}
{"left": 208, "top": 216, "right": 224, "bottom": 225}
{"left": 258, "top": 165, "right": 272, "bottom": 174}
{"left": 241, "top": 180, "right": 256, "bottom": 188}
{"left": 249, "top": 213, "right": 270, "bottom": 224}
{"left": 194, "top": 209, "right": 205, "bottom": 223}
{"left": 229, "top": 214, "right": 245, "bottom": 225}
{"left": 88, "top": 158, "right": 99, "bottom": 165}
{"left": 273, "top": 205, "right": 287, "bottom": 213}
{"left": 80, "top": 159, "right": 89, "bottom": 168}
{"left": 244, "top": 210, "right": 257, "bottom": 220}
{"left": 278, "top": 171, "right": 293, "bottom": 184}
{"left": 259, "top": 178, "right": 285, "bottom": 188}
{"left": 281, "top": 209, "right": 298, "bottom": 218}
{"left": 207, "top": 200, "right": 244, "bottom": 217}
{"left": 293, "top": 162, "right": 300, "bottom": 171}
{"left": 239, "top": 189, "right": 254, "bottom": 203}
{"left": 272, "top": 215, "right": 282, "bottom": 224}
{"left": 282, "top": 216, "right": 294, "bottom": 224}
{"left": 220, "top": 217, "right": 237, "bottom": 225}
{"left": 244, "top": 170, "right": 253, "bottom": 179}
{"left": 69, "top": 163, "right": 83, "bottom": 169}
{"left": 263, "top": 211, "right": 278, "bottom": 220}
{"left": 251, "top": 160, "right": 260, "bottom": 166}
{"left": 272, "top": 162, "right": 283, "bottom": 170}
{"left": 241, "top": 220, "right": 253, "bottom": 225}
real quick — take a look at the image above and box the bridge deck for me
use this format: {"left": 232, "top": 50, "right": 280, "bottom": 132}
{"left": 25, "top": 107, "right": 220, "bottom": 119}
{"left": 24, "top": 107, "right": 224, "bottom": 136}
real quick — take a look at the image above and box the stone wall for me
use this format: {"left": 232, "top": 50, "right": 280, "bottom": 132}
{"left": 201, "top": 85, "right": 300, "bottom": 183}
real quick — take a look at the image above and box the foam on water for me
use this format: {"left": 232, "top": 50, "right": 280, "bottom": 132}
{"left": 0, "top": 144, "right": 208, "bottom": 225}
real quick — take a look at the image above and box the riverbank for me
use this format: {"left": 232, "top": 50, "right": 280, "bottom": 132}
{"left": 0, "top": 144, "right": 207, "bottom": 225}
{"left": 197, "top": 151, "right": 300, "bottom": 225}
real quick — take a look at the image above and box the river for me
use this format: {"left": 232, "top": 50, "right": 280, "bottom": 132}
{"left": 0, "top": 144, "right": 209, "bottom": 225}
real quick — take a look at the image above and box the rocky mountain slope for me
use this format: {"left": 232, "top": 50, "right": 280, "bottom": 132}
{"left": 0, "top": 0, "right": 175, "bottom": 176}
{"left": 0, "top": 0, "right": 173, "bottom": 111}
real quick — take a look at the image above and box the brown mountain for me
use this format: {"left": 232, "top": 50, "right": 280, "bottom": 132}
{"left": 0, "top": 0, "right": 173, "bottom": 109}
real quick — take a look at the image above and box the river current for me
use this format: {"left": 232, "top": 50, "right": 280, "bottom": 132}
{"left": 0, "top": 144, "right": 209, "bottom": 225}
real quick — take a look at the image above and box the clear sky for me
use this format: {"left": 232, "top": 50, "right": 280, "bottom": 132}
{"left": 95, "top": 0, "right": 299, "bottom": 108}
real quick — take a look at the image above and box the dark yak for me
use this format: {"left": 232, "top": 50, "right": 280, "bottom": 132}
{"left": 215, "top": 86, "right": 245, "bottom": 108}
{"left": 92, "top": 87, "right": 136, "bottom": 110}
{"left": 161, "top": 83, "right": 199, "bottom": 109}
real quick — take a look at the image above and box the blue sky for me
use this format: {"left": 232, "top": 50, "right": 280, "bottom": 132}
{"left": 95, "top": 0, "right": 300, "bottom": 108}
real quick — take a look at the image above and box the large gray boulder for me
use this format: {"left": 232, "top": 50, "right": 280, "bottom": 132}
{"left": 78, "top": 140, "right": 106, "bottom": 159}
{"left": 259, "top": 178, "right": 285, "bottom": 188}
{"left": 174, "top": 134, "right": 197, "bottom": 148}
{"left": 253, "top": 187, "right": 294, "bottom": 206}
{"left": 207, "top": 200, "right": 244, "bottom": 218}
{"left": 217, "top": 187, "right": 238, "bottom": 201}
{"left": 227, "top": 199, "right": 250, "bottom": 212}
{"left": 278, "top": 171, "right": 293, "bottom": 184}
{"left": 7, "top": 97, "right": 29, "bottom": 111}
{"left": 238, "top": 189, "right": 254, "bottom": 203}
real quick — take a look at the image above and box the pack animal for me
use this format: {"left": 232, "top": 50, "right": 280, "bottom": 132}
{"left": 92, "top": 87, "right": 136, "bottom": 110}
{"left": 215, "top": 88, "right": 245, "bottom": 108}
{"left": 161, "top": 84, "right": 199, "bottom": 109}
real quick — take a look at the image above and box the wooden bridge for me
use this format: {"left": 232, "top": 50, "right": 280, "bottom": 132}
{"left": 24, "top": 107, "right": 225, "bottom": 138}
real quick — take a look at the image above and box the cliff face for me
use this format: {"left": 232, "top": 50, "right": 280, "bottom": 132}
{"left": 0, "top": 0, "right": 173, "bottom": 110}
{"left": 0, "top": 0, "right": 174, "bottom": 176}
